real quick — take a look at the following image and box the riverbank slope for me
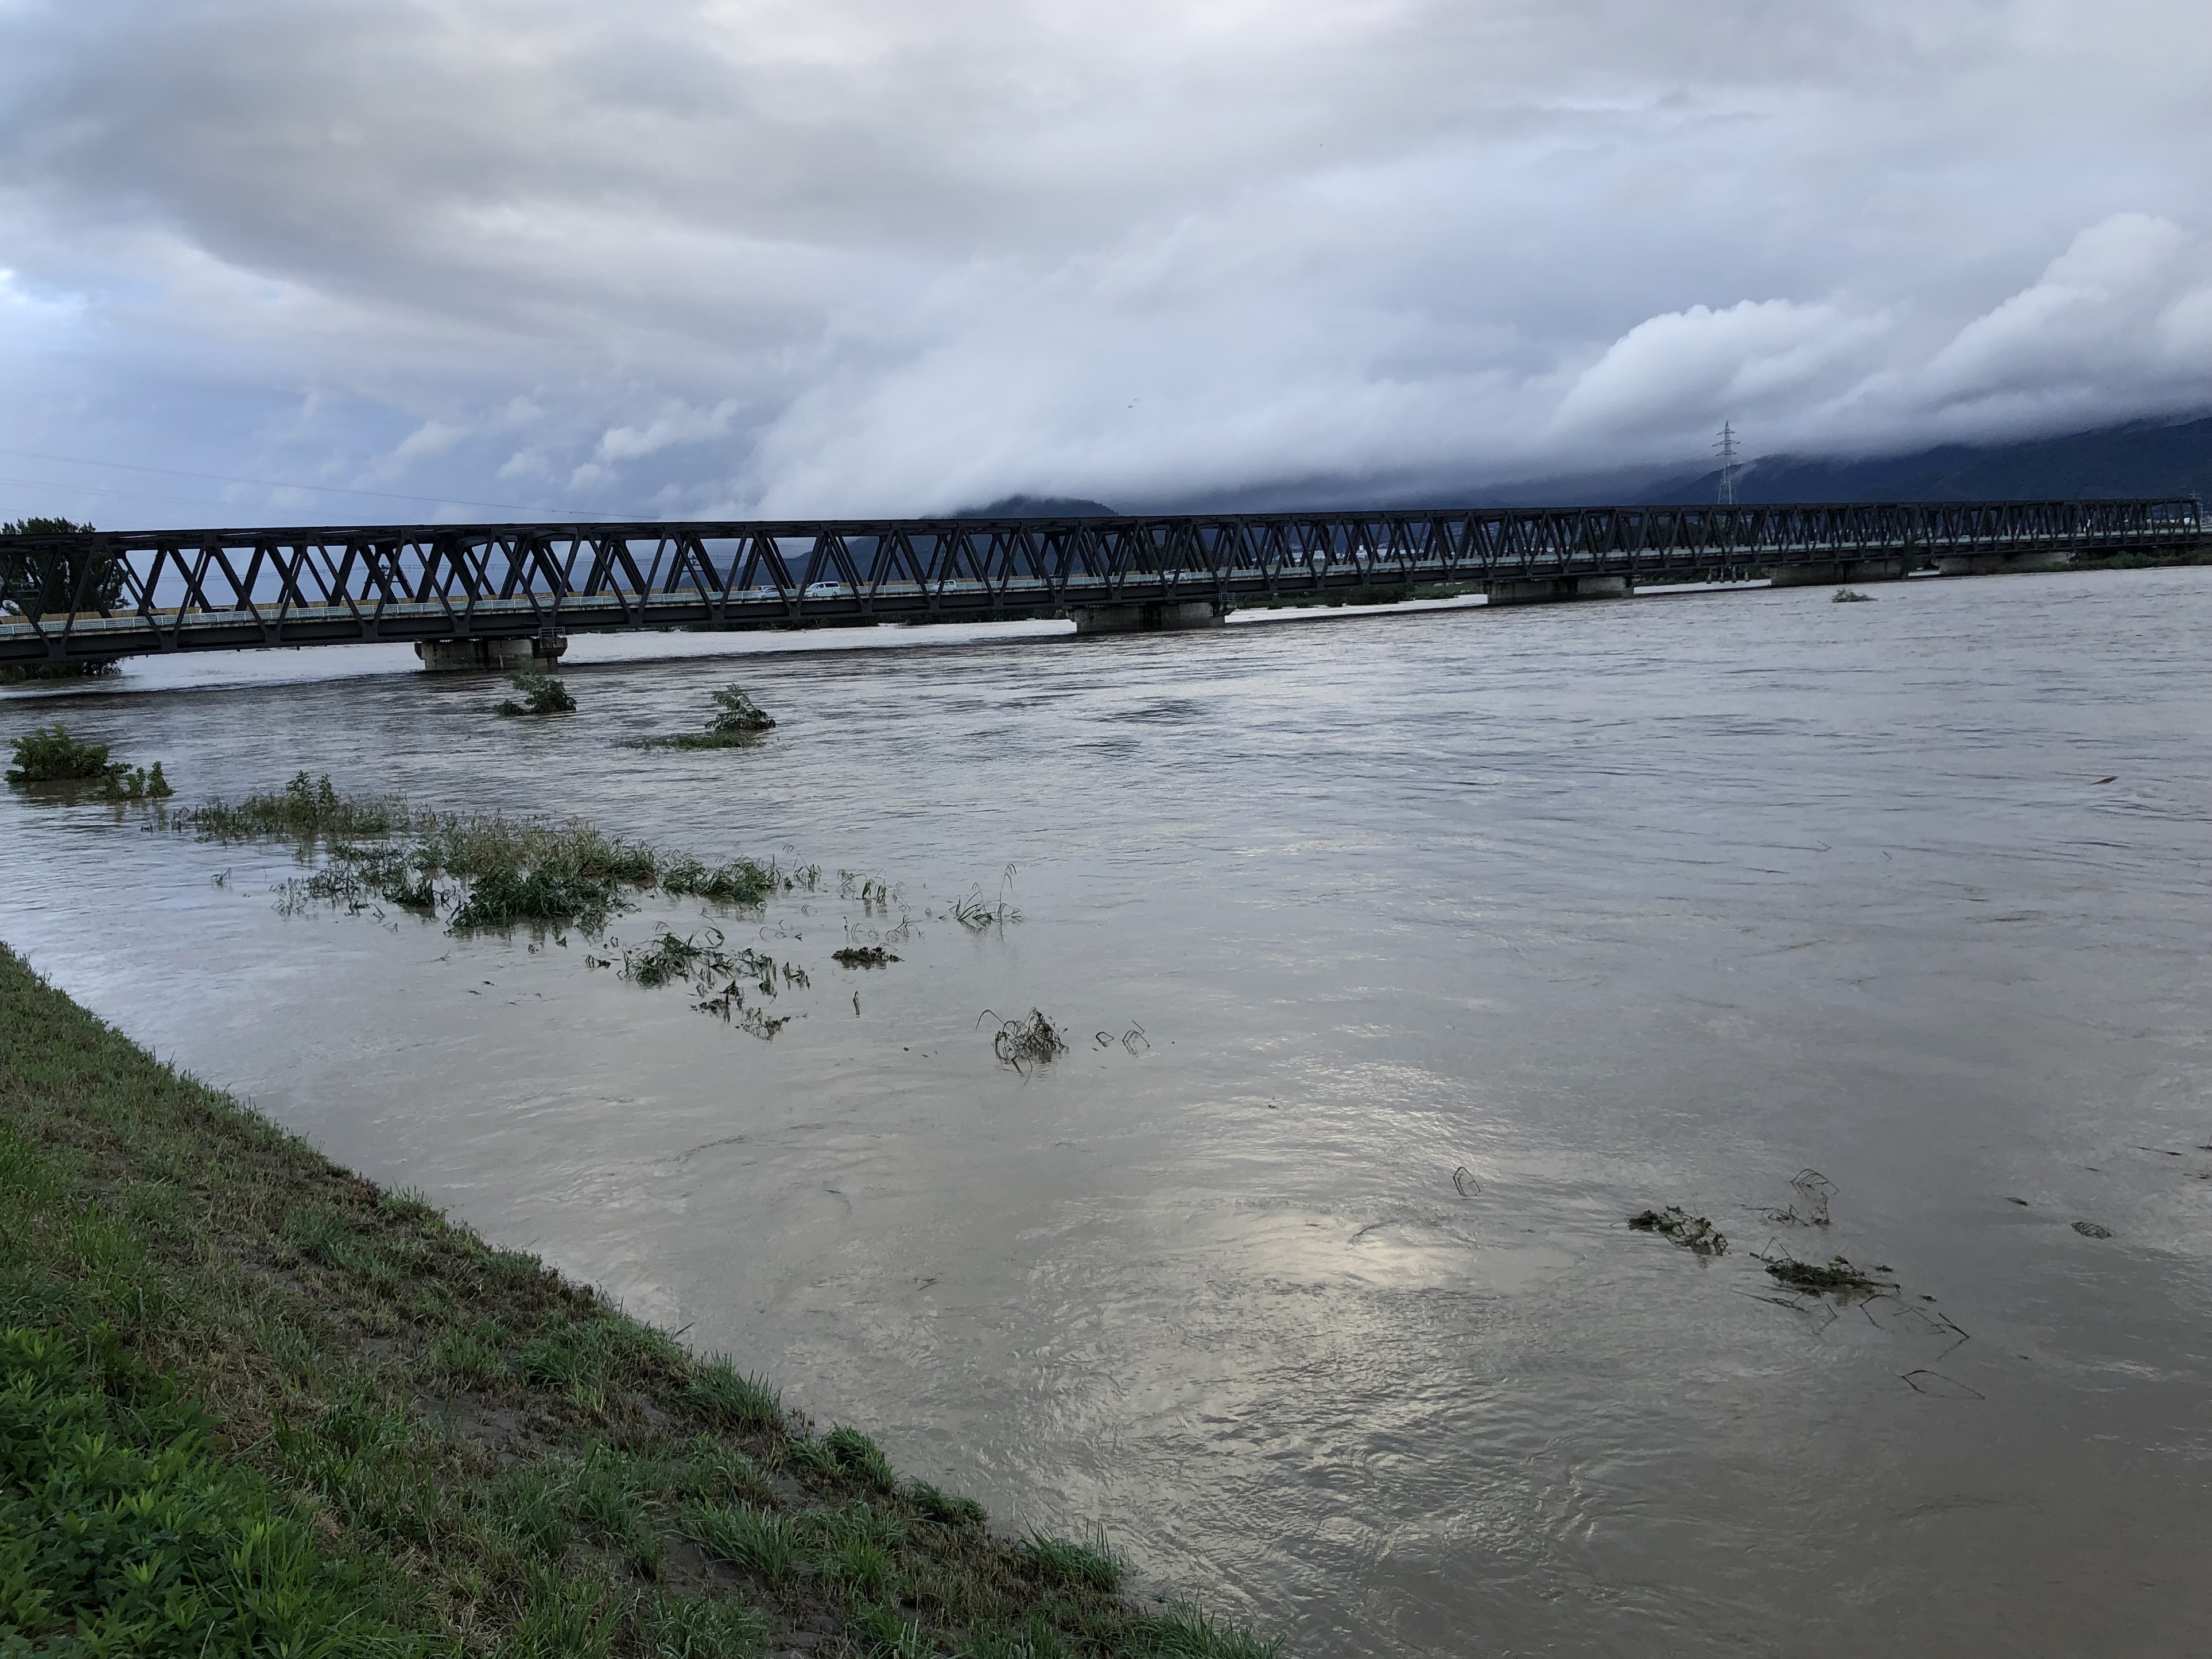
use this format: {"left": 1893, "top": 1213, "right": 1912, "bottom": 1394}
{"left": 0, "top": 941, "right": 1271, "bottom": 1658}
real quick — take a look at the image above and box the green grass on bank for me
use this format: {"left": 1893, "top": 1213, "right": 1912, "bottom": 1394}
{"left": 0, "top": 943, "right": 1276, "bottom": 1658}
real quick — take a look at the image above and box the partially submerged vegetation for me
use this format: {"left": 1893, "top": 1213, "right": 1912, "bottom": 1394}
{"left": 636, "top": 686, "right": 778, "bottom": 751}
{"left": 1832, "top": 588, "right": 1875, "bottom": 603}
{"left": 1762, "top": 1255, "right": 1894, "bottom": 1295}
{"left": 0, "top": 943, "right": 1276, "bottom": 1656}
{"left": 8, "top": 722, "right": 122, "bottom": 784}
{"left": 185, "top": 774, "right": 681, "bottom": 936}
{"left": 0, "top": 658, "right": 119, "bottom": 685}
{"left": 496, "top": 671, "right": 577, "bottom": 717}
{"left": 7, "top": 722, "right": 173, "bottom": 798}
{"left": 1627, "top": 1207, "right": 1728, "bottom": 1256}
{"left": 177, "top": 775, "right": 1029, "bottom": 1039}
{"left": 983, "top": 1009, "right": 1071, "bottom": 1075}
{"left": 600, "top": 927, "right": 809, "bottom": 1039}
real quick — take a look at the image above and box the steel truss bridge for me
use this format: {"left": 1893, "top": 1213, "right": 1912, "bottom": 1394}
{"left": 0, "top": 498, "right": 2199, "bottom": 667}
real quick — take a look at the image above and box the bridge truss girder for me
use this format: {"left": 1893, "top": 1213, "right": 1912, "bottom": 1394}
{"left": 0, "top": 498, "right": 2198, "bottom": 665}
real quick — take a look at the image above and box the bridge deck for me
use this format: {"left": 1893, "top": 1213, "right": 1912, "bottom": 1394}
{"left": 0, "top": 500, "right": 2198, "bottom": 664}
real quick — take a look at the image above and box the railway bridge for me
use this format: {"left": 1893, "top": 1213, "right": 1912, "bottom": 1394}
{"left": 0, "top": 498, "right": 2198, "bottom": 670}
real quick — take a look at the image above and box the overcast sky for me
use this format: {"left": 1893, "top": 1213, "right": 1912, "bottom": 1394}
{"left": 2, "top": 0, "right": 2209, "bottom": 525}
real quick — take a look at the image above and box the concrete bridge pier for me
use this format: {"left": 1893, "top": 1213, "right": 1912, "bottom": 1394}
{"left": 1069, "top": 599, "right": 1224, "bottom": 636}
{"left": 1766, "top": 557, "right": 1911, "bottom": 589}
{"left": 1485, "top": 574, "right": 1631, "bottom": 606}
{"left": 414, "top": 635, "right": 569, "bottom": 671}
{"left": 1932, "top": 549, "right": 2073, "bottom": 577}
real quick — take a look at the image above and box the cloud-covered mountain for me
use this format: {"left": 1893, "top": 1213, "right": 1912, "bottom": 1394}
{"left": 2, "top": 1, "right": 2210, "bottom": 528}
{"left": 1633, "top": 415, "right": 2212, "bottom": 507}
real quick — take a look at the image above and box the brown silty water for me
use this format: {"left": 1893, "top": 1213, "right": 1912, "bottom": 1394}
{"left": 5, "top": 569, "right": 2210, "bottom": 1657}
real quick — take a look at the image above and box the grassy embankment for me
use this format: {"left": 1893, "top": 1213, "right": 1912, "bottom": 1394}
{"left": 0, "top": 942, "right": 1274, "bottom": 1657}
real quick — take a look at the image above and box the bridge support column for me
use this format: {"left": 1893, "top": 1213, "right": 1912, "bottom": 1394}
{"left": 1484, "top": 574, "right": 1630, "bottom": 607}
{"left": 414, "top": 635, "right": 569, "bottom": 672}
{"left": 1766, "top": 558, "right": 1910, "bottom": 588}
{"left": 1932, "top": 549, "right": 2073, "bottom": 576}
{"left": 1068, "top": 600, "right": 1224, "bottom": 636}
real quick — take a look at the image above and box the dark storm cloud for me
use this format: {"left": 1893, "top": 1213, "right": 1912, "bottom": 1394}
{"left": 1, "top": 0, "right": 2207, "bottom": 523}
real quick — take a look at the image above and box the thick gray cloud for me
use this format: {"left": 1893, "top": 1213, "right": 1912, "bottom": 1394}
{"left": 1, "top": 0, "right": 2207, "bottom": 523}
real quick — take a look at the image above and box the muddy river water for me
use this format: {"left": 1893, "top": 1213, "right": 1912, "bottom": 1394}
{"left": 5, "top": 569, "right": 2210, "bottom": 1656}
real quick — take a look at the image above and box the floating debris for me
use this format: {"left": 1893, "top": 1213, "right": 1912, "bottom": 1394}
{"left": 1763, "top": 1254, "right": 1892, "bottom": 1294}
{"left": 1092, "top": 1024, "right": 1148, "bottom": 1054}
{"left": 2071, "top": 1220, "right": 2113, "bottom": 1239}
{"left": 831, "top": 946, "right": 899, "bottom": 969}
{"left": 1832, "top": 587, "right": 1875, "bottom": 603}
{"left": 1452, "top": 1167, "right": 1482, "bottom": 1198}
{"left": 1629, "top": 1206, "right": 1727, "bottom": 1256}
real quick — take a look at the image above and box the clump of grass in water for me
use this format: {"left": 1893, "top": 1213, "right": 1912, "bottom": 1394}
{"left": 191, "top": 779, "right": 655, "bottom": 933}
{"left": 1627, "top": 1206, "right": 1728, "bottom": 1256}
{"left": 616, "top": 927, "right": 807, "bottom": 1037}
{"left": 661, "top": 854, "right": 778, "bottom": 906}
{"left": 449, "top": 864, "right": 624, "bottom": 933}
{"left": 182, "top": 771, "right": 408, "bottom": 841}
{"left": 495, "top": 670, "right": 577, "bottom": 716}
{"left": 982, "top": 1008, "right": 1069, "bottom": 1074}
{"left": 623, "top": 926, "right": 734, "bottom": 989}
{"left": 832, "top": 945, "right": 898, "bottom": 969}
{"left": 952, "top": 864, "right": 1024, "bottom": 931}
{"left": 1833, "top": 587, "right": 1875, "bottom": 603}
{"left": 1764, "top": 1254, "right": 1893, "bottom": 1293}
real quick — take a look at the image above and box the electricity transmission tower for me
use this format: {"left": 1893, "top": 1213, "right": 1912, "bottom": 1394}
{"left": 1715, "top": 422, "right": 1741, "bottom": 506}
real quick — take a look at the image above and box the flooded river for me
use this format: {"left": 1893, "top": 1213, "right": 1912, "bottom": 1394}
{"left": 5, "top": 569, "right": 2210, "bottom": 1656}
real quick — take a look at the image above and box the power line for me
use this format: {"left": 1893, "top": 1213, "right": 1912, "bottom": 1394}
{"left": 0, "top": 443, "right": 645, "bottom": 519}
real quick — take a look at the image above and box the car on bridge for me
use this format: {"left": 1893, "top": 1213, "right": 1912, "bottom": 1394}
{"left": 802, "top": 580, "right": 848, "bottom": 599}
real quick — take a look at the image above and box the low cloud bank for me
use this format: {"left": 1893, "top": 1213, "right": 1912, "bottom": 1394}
{"left": 1, "top": 0, "right": 2207, "bottom": 523}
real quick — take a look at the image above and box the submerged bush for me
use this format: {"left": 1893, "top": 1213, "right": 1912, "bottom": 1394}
{"left": 6, "top": 722, "right": 116, "bottom": 784}
{"left": 705, "top": 686, "right": 774, "bottom": 734}
{"left": 634, "top": 685, "right": 776, "bottom": 751}
{"left": 496, "top": 671, "right": 577, "bottom": 717}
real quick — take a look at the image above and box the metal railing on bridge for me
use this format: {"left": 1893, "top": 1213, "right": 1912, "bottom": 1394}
{"left": 0, "top": 497, "right": 2198, "bottom": 665}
